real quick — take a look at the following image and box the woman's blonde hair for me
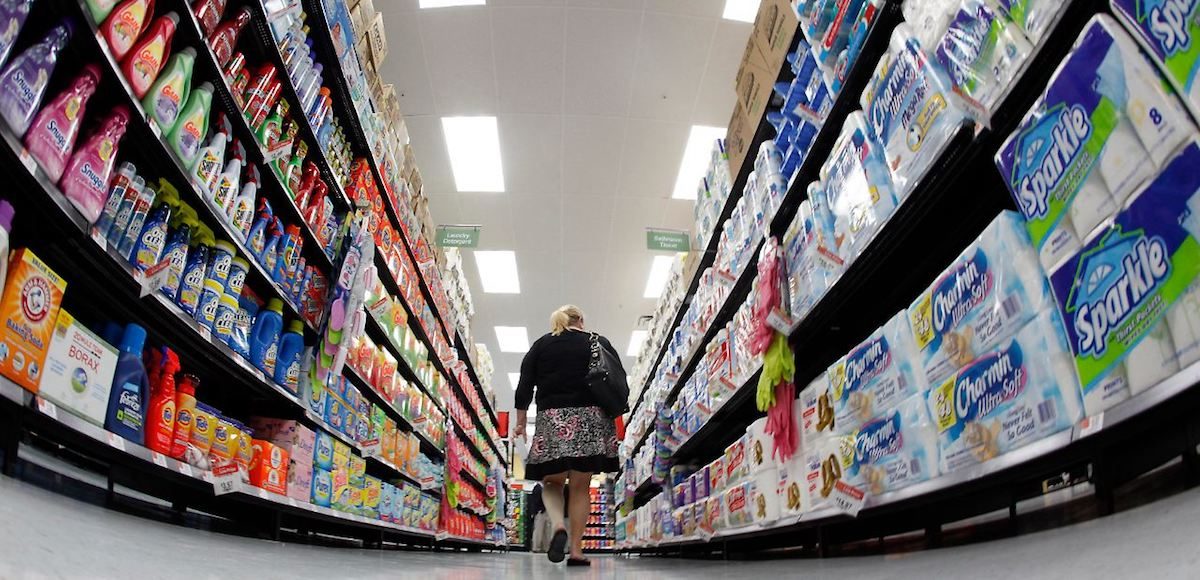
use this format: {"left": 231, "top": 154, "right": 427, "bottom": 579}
{"left": 550, "top": 305, "right": 585, "bottom": 336}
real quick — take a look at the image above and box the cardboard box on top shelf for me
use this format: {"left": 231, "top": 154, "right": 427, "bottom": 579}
{"left": 350, "top": 0, "right": 376, "bottom": 41}
{"left": 368, "top": 13, "right": 389, "bottom": 67}
{"left": 735, "top": 46, "right": 778, "bottom": 127}
{"left": 747, "top": 0, "right": 797, "bottom": 73}
{"left": 725, "top": 100, "right": 758, "bottom": 176}
{"left": 407, "top": 165, "right": 424, "bottom": 201}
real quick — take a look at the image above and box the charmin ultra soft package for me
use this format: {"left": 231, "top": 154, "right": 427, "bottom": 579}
{"left": 995, "top": 15, "right": 1196, "bottom": 271}
{"left": 827, "top": 312, "right": 928, "bottom": 434}
{"left": 1049, "top": 140, "right": 1200, "bottom": 416}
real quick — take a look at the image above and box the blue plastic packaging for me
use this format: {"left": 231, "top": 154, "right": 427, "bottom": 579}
{"left": 249, "top": 298, "right": 283, "bottom": 375}
{"left": 176, "top": 243, "right": 209, "bottom": 315}
{"left": 195, "top": 279, "right": 224, "bottom": 330}
{"left": 274, "top": 320, "right": 304, "bottom": 391}
{"left": 104, "top": 324, "right": 148, "bottom": 445}
{"left": 133, "top": 202, "right": 170, "bottom": 271}
{"left": 206, "top": 240, "right": 235, "bottom": 288}
{"left": 159, "top": 223, "right": 191, "bottom": 299}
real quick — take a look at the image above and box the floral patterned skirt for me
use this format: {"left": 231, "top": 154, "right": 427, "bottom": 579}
{"left": 525, "top": 406, "right": 620, "bottom": 480}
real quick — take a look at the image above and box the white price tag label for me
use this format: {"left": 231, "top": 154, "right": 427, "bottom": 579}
{"left": 766, "top": 308, "right": 797, "bottom": 334}
{"left": 178, "top": 462, "right": 194, "bottom": 477}
{"left": 152, "top": 452, "right": 169, "bottom": 468}
{"left": 198, "top": 325, "right": 212, "bottom": 343}
{"left": 435, "top": 531, "right": 450, "bottom": 542}
{"left": 257, "top": 488, "right": 268, "bottom": 500}
{"left": 287, "top": 497, "right": 298, "bottom": 508}
{"left": 106, "top": 432, "right": 126, "bottom": 452}
{"left": 89, "top": 227, "right": 108, "bottom": 251}
{"left": 361, "top": 438, "right": 382, "bottom": 458}
{"left": 148, "top": 119, "right": 161, "bottom": 139}
{"left": 139, "top": 258, "right": 172, "bottom": 298}
{"left": 1078, "top": 413, "right": 1105, "bottom": 439}
{"left": 36, "top": 397, "right": 58, "bottom": 420}
{"left": 831, "top": 481, "right": 866, "bottom": 517}
{"left": 17, "top": 148, "right": 36, "bottom": 174}
{"left": 211, "top": 460, "right": 241, "bottom": 496}
{"left": 263, "top": 142, "right": 293, "bottom": 164}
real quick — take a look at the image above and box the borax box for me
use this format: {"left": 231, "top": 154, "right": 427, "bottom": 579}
{"left": 39, "top": 310, "right": 118, "bottom": 426}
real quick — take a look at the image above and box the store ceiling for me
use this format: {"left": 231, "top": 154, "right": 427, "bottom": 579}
{"left": 376, "top": 0, "right": 753, "bottom": 410}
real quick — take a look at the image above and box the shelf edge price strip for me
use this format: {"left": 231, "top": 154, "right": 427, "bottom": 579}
{"left": 211, "top": 460, "right": 241, "bottom": 496}
{"left": 831, "top": 481, "right": 866, "bottom": 517}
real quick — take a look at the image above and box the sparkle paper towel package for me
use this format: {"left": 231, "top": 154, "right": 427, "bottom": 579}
{"left": 927, "top": 310, "right": 1084, "bottom": 474}
{"left": 1049, "top": 140, "right": 1200, "bottom": 415}
{"left": 845, "top": 395, "right": 940, "bottom": 495}
{"left": 934, "top": 0, "right": 1035, "bottom": 118}
{"left": 828, "top": 312, "right": 928, "bottom": 433}
{"left": 860, "top": 23, "right": 969, "bottom": 199}
{"left": 908, "top": 211, "right": 1052, "bottom": 386}
{"left": 996, "top": 15, "right": 1194, "bottom": 271}
{"left": 1110, "top": 0, "right": 1200, "bottom": 118}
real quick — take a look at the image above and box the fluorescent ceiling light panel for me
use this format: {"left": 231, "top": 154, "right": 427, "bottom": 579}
{"left": 474, "top": 251, "right": 520, "bottom": 293}
{"left": 441, "top": 116, "right": 505, "bottom": 192}
{"left": 420, "top": 0, "right": 486, "bottom": 8}
{"left": 626, "top": 330, "right": 648, "bottom": 356}
{"left": 722, "top": 0, "right": 760, "bottom": 22}
{"left": 643, "top": 255, "right": 675, "bottom": 299}
{"left": 507, "top": 372, "right": 520, "bottom": 391}
{"left": 672, "top": 125, "right": 727, "bottom": 199}
{"left": 495, "top": 326, "right": 530, "bottom": 353}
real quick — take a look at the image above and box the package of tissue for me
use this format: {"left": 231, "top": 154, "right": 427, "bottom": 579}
{"left": 777, "top": 454, "right": 809, "bottom": 516}
{"left": 800, "top": 372, "right": 837, "bottom": 444}
{"left": 908, "top": 211, "right": 1052, "bottom": 386}
{"left": 828, "top": 312, "right": 929, "bottom": 433}
{"left": 1049, "top": 140, "right": 1200, "bottom": 415}
{"left": 1111, "top": 0, "right": 1200, "bottom": 118}
{"left": 934, "top": 0, "right": 1034, "bottom": 118}
{"left": 995, "top": 15, "right": 1194, "bottom": 271}
{"left": 723, "top": 481, "right": 753, "bottom": 527}
{"left": 861, "top": 23, "right": 969, "bottom": 199}
{"left": 801, "top": 435, "right": 856, "bottom": 510}
{"left": 819, "top": 111, "right": 899, "bottom": 261}
{"left": 995, "top": 0, "right": 1070, "bottom": 44}
{"left": 844, "top": 395, "right": 940, "bottom": 495}
{"left": 927, "top": 310, "right": 1084, "bottom": 474}
{"left": 783, "top": 198, "right": 841, "bottom": 321}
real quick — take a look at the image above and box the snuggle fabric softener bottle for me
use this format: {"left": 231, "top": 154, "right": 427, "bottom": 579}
{"left": 105, "top": 323, "right": 149, "bottom": 445}
{"left": 24, "top": 64, "right": 101, "bottom": 181}
{"left": 61, "top": 106, "right": 131, "bottom": 223}
{"left": 0, "top": 0, "right": 35, "bottom": 69}
{"left": 0, "top": 21, "right": 72, "bottom": 135}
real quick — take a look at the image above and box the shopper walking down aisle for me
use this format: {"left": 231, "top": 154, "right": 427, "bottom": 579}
{"left": 514, "top": 305, "right": 622, "bottom": 566}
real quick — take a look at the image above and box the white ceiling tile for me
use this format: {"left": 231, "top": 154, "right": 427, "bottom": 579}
{"left": 629, "top": 13, "right": 715, "bottom": 121}
{"left": 492, "top": 7, "right": 565, "bottom": 114}
{"left": 498, "top": 115, "right": 563, "bottom": 195}
{"left": 491, "top": 0, "right": 564, "bottom": 5}
{"left": 693, "top": 20, "right": 750, "bottom": 125}
{"left": 561, "top": 196, "right": 614, "bottom": 252}
{"left": 645, "top": 0, "right": 724, "bottom": 17}
{"left": 454, "top": 194, "right": 516, "bottom": 248}
{"left": 566, "top": 0, "right": 645, "bottom": 9}
{"left": 607, "top": 197, "right": 668, "bottom": 254}
{"left": 419, "top": 9, "right": 499, "bottom": 113}
{"left": 564, "top": 8, "right": 641, "bottom": 116}
{"left": 562, "top": 115, "right": 624, "bottom": 196}
{"left": 377, "top": 13, "right": 437, "bottom": 115}
{"left": 616, "top": 119, "right": 690, "bottom": 199}
{"left": 425, "top": 191, "right": 462, "bottom": 220}
{"left": 510, "top": 193, "right": 563, "bottom": 255}
{"left": 664, "top": 198, "right": 698, "bottom": 231}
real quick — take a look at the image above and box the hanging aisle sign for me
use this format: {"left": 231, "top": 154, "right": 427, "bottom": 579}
{"left": 436, "top": 225, "right": 481, "bottom": 248}
{"left": 646, "top": 228, "right": 690, "bottom": 252}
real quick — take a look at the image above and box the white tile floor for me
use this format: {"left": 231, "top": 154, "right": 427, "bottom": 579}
{"left": 2, "top": 474, "right": 1199, "bottom": 579}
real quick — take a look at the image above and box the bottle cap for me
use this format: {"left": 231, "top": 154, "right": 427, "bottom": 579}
{"left": 0, "top": 200, "right": 14, "bottom": 232}
{"left": 177, "top": 374, "right": 198, "bottom": 393}
{"left": 267, "top": 298, "right": 283, "bottom": 313}
{"left": 119, "top": 324, "right": 147, "bottom": 353}
{"left": 287, "top": 320, "right": 304, "bottom": 334}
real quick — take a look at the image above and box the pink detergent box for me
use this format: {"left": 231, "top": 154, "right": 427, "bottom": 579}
{"left": 287, "top": 458, "right": 313, "bottom": 503}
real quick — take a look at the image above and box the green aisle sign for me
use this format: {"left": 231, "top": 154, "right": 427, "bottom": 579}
{"left": 436, "top": 225, "right": 481, "bottom": 248}
{"left": 646, "top": 229, "right": 690, "bottom": 252}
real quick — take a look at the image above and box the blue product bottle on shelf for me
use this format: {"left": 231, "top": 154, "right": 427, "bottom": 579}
{"left": 132, "top": 202, "right": 171, "bottom": 271}
{"left": 159, "top": 223, "right": 191, "bottom": 299}
{"left": 249, "top": 298, "right": 284, "bottom": 376}
{"left": 274, "top": 319, "right": 305, "bottom": 391}
{"left": 260, "top": 218, "right": 283, "bottom": 279}
{"left": 176, "top": 242, "right": 210, "bottom": 316}
{"left": 246, "top": 198, "right": 273, "bottom": 257}
{"left": 105, "top": 323, "right": 148, "bottom": 445}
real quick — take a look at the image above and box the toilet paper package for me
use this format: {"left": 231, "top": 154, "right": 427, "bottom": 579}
{"left": 782, "top": 198, "right": 841, "bottom": 322}
{"left": 845, "top": 395, "right": 940, "bottom": 495}
{"left": 1110, "top": 0, "right": 1200, "bottom": 122}
{"left": 934, "top": 0, "right": 1035, "bottom": 119}
{"left": 927, "top": 310, "right": 1084, "bottom": 473}
{"left": 828, "top": 312, "right": 929, "bottom": 433}
{"left": 819, "top": 111, "right": 899, "bottom": 262}
{"left": 747, "top": 417, "right": 776, "bottom": 473}
{"left": 995, "top": 15, "right": 1195, "bottom": 271}
{"left": 1048, "top": 141, "right": 1200, "bottom": 414}
{"left": 778, "top": 454, "right": 809, "bottom": 517}
{"left": 799, "top": 372, "right": 837, "bottom": 444}
{"left": 860, "top": 23, "right": 969, "bottom": 200}
{"left": 908, "top": 211, "right": 1052, "bottom": 386}
{"left": 995, "top": 0, "right": 1071, "bottom": 44}
{"left": 801, "top": 435, "right": 856, "bottom": 511}
{"left": 750, "top": 467, "right": 781, "bottom": 525}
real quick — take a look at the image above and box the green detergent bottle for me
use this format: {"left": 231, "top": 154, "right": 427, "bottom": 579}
{"left": 142, "top": 47, "right": 195, "bottom": 133}
{"left": 166, "top": 81, "right": 213, "bottom": 168}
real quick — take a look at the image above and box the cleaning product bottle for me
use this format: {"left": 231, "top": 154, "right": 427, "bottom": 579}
{"left": 166, "top": 81, "right": 212, "bottom": 167}
{"left": 292, "top": 159, "right": 319, "bottom": 207}
{"left": 255, "top": 106, "right": 283, "bottom": 156}
{"left": 247, "top": 73, "right": 280, "bottom": 130}
{"left": 159, "top": 220, "right": 191, "bottom": 299}
{"left": 230, "top": 166, "right": 257, "bottom": 236}
{"left": 24, "top": 64, "right": 101, "bottom": 181}
{"left": 121, "top": 12, "right": 178, "bottom": 99}
{"left": 0, "top": 21, "right": 72, "bottom": 135}
{"left": 105, "top": 323, "right": 148, "bottom": 445}
{"left": 96, "top": 163, "right": 137, "bottom": 235}
{"left": 84, "top": 0, "right": 121, "bottom": 23}
{"left": 281, "top": 141, "right": 306, "bottom": 190}
{"left": 211, "top": 156, "right": 241, "bottom": 213}
{"left": 192, "top": 0, "right": 226, "bottom": 36}
{"left": 241, "top": 63, "right": 276, "bottom": 121}
{"left": 274, "top": 224, "right": 301, "bottom": 283}
{"left": 246, "top": 198, "right": 273, "bottom": 256}
{"left": 190, "top": 130, "right": 226, "bottom": 195}
{"left": 145, "top": 346, "right": 179, "bottom": 454}
{"left": 274, "top": 319, "right": 304, "bottom": 389}
{"left": 249, "top": 298, "right": 283, "bottom": 375}
{"left": 118, "top": 179, "right": 156, "bottom": 259}
{"left": 0, "top": 0, "right": 34, "bottom": 69}
{"left": 60, "top": 106, "right": 130, "bottom": 224}
{"left": 260, "top": 217, "right": 282, "bottom": 276}
{"left": 208, "top": 6, "right": 250, "bottom": 69}
{"left": 176, "top": 237, "right": 209, "bottom": 315}
{"left": 0, "top": 199, "right": 12, "bottom": 293}
{"left": 141, "top": 47, "right": 194, "bottom": 131}
{"left": 133, "top": 202, "right": 171, "bottom": 270}
{"left": 101, "top": 0, "right": 153, "bottom": 61}
{"left": 168, "top": 373, "right": 197, "bottom": 460}
{"left": 105, "top": 173, "right": 144, "bottom": 246}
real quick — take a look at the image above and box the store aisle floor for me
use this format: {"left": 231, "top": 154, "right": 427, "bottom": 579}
{"left": 1, "top": 475, "right": 1198, "bottom": 580}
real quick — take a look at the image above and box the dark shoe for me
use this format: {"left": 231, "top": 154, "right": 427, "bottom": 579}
{"left": 547, "top": 529, "right": 568, "bottom": 563}
{"left": 567, "top": 557, "right": 591, "bottom": 567}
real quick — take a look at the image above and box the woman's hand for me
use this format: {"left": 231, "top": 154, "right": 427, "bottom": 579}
{"left": 514, "top": 409, "right": 528, "bottom": 440}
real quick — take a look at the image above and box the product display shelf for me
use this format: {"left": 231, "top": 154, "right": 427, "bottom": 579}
{"left": 447, "top": 368, "right": 504, "bottom": 462}
{"left": 170, "top": 0, "right": 338, "bottom": 275}
{"left": 65, "top": 0, "right": 317, "bottom": 335}
{"left": 436, "top": 532, "right": 504, "bottom": 548}
{"left": 361, "top": 308, "right": 446, "bottom": 413}
{"left": 453, "top": 331, "right": 499, "bottom": 427}
{"left": 342, "top": 364, "right": 445, "bottom": 458}
{"left": 451, "top": 418, "right": 491, "bottom": 467}
{"left": 0, "top": 377, "right": 441, "bottom": 541}
{"left": 245, "top": 0, "right": 353, "bottom": 209}
{"left": 298, "top": 0, "right": 455, "bottom": 346}
{"left": 459, "top": 468, "right": 486, "bottom": 491}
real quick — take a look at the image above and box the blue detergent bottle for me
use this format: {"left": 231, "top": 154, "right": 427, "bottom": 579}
{"left": 105, "top": 323, "right": 149, "bottom": 445}
{"left": 274, "top": 319, "right": 305, "bottom": 391}
{"left": 249, "top": 298, "right": 283, "bottom": 375}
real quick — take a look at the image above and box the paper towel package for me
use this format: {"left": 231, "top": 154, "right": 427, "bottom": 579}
{"left": 750, "top": 467, "right": 781, "bottom": 525}
{"left": 934, "top": 0, "right": 1034, "bottom": 117}
{"left": 818, "top": 111, "right": 899, "bottom": 262}
{"left": 801, "top": 435, "right": 856, "bottom": 511}
{"left": 799, "top": 372, "right": 837, "bottom": 444}
{"left": 1110, "top": 0, "right": 1200, "bottom": 118}
{"left": 860, "top": 23, "right": 969, "bottom": 199}
{"left": 828, "top": 312, "right": 929, "bottom": 434}
{"left": 845, "top": 395, "right": 940, "bottom": 495}
{"left": 908, "top": 211, "right": 1052, "bottom": 386}
{"left": 927, "top": 310, "right": 1084, "bottom": 474}
{"left": 995, "top": 15, "right": 1194, "bottom": 271}
{"left": 1049, "top": 140, "right": 1200, "bottom": 415}
{"left": 995, "top": 0, "right": 1070, "bottom": 44}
